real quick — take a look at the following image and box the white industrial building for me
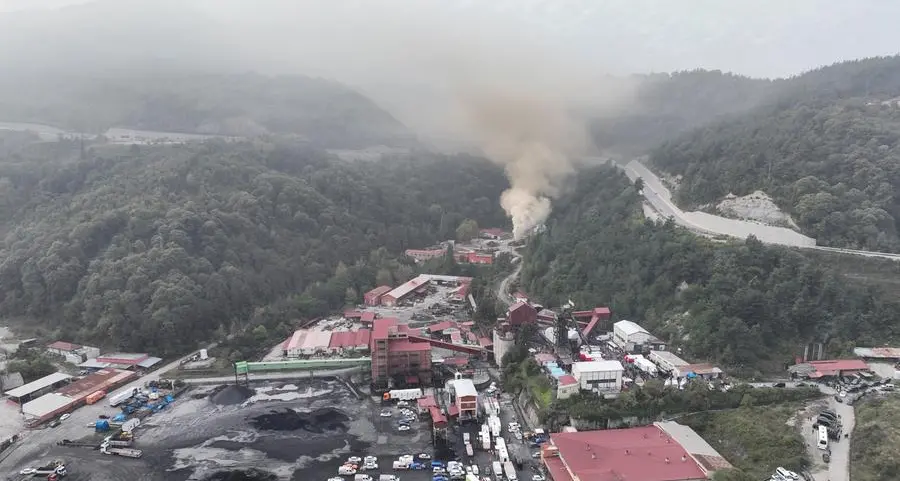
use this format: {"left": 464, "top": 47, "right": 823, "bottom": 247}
{"left": 649, "top": 350, "right": 689, "bottom": 374}
{"left": 613, "top": 320, "right": 666, "bottom": 352}
{"left": 571, "top": 360, "right": 624, "bottom": 393}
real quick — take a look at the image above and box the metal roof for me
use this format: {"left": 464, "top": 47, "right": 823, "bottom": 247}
{"left": 21, "top": 393, "right": 74, "bottom": 418}
{"left": 79, "top": 359, "right": 112, "bottom": 369}
{"left": 4, "top": 372, "right": 72, "bottom": 398}
{"left": 573, "top": 360, "right": 624, "bottom": 373}
{"left": 384, "top": 274, "right": 432, "bottom": 300}
{"left": 137, "top": 356, "right": 163, "bottom": 368}
{"left": 614, "top": 320, "right": 649, "bottom": 336}
{"left": 452, "top": 378, "right": 477, "bottom": 398}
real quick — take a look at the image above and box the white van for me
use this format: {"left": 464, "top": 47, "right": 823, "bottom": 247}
{"left": 817, "top": 425, "right": 829, "bottom": 450}
{"left": 338, "top": 465, "right": 357, "bottom": 476}
{"left": 354, "top": 475, "right": 373, "bottom": 481}
{"left": 776, "top": 467, "right": 799, "bottom": 480}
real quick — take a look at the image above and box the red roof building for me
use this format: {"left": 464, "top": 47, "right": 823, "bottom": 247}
{"left": 807, "top": 359, "right": 870, "bottom": 378}
{"left": 574, "top": 306, "right": 612, "bottom": 337}
{"left": 381, "top": 274, "right": 432, "bottom": 307}
{"left": 429, "top": 405, "right": 448, "bottom": 428}
{"left": 463, "top": 252, "right": 494, "bottom": 264}
{"left": 328, "top": 330, "right": 372, "bottom": 351}
{"left": 370, "top": 317, "right": 432, "bottom": 387}
{"left": 46, "top": 341, "right": 82, "bottom": 353}
{"left": 508, "top": 302, "right": 538, "bottom": 326}
{"left": 543, "top": 426, "right": 709, "bottom": 481}
{"left": 364, "top": 285, "right": 392, "bottom": 306}
{"left": 360, "top": 311, "right": 376, "bottom": 324}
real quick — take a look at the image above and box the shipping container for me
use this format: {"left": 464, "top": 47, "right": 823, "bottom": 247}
{"left": 86, "top": 390, "right": 106, "bottom": 405}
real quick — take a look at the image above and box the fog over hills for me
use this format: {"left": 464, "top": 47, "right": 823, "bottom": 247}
{"left": 3, "top": 0, "right": 900, "bottom": 138}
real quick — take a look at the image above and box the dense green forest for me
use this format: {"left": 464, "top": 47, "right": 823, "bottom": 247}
{"left": 0, "top": 134, "right": 508, "bottom": 355}
{"left": 851, "top": 395, "right": 900, "bottom": 481}
{"left": 649, "top": 56, "right": 900, "bottom": 251}
{"left": 0, "top": 73, "right": 413, "bottom": 148}
{"left": 519, "top": 165, "right": 900, "bottom": 370}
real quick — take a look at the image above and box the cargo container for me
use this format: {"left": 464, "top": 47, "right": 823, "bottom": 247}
{"left": 86, "top": 390, "right": 106, "bottom": 405}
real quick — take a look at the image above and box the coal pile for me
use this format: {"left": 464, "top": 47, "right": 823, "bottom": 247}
{"left": 251, "top": 407, "right": 349, "bottom": 433}
{"left": 206, "top": 469, "right": 277, "bottom": 481}
{"left": 210, "top": 385, "right": 255, "bottom": 405}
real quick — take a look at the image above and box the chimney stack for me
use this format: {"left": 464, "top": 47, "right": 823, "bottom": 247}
{"left": 665, "top": 458, "right": 670, "bottom": 464}
{"left": 681, "top": 455, "right": 687, "bottom": 462}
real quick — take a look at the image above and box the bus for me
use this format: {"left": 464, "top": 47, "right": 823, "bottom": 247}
{"left": 817, "top": 425, "right": 828, "bottom": 450}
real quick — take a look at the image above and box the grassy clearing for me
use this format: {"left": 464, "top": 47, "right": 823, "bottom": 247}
{"left": 851, "top": 394, "right": 900, "bottom": 481}
{"left": 682, "top": 404, "right": 807, "bottom": 480}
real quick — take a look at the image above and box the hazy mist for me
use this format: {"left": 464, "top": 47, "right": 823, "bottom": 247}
{"left": 2, "top": 0, "right": 900, "bottom": 232}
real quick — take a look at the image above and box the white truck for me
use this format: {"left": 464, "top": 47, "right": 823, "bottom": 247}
{"left": 392, "top": 461, "right": 409, "bottom": 470}
{"left": 503, "top": 461, "right": 517, "bottom": 481}
{"left": 482, "top": 433, "right": 491, "bottom": 451}
{"left": 100, "top": 443, "right": 143, "bottom": 458}
{"left": 465, "top": 443, "right": 474, "bottom": 457}
{"left": 108, "top": 387, "right": 138, "bottom": 407}
{"left": 492, "top": 461, "right": 503, "bottom": 479}
{"left": 387, "top": 389, "right": 423, "bottom": 401}
{"left": 354, "top": 475, "right": 373, "bottom": 481}
{"left": 379, "top": 476, "right": 399, "bottom": 481}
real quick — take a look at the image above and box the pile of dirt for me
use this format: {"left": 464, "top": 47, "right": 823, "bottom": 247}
{"left": 251, "top": 407, "right": 349, "bottom": 433}
{"left": 210, "top": 385, "right": 255, "bottom": 405}
{"left": 206, "top": 469, "right": 277, "bottom": 481}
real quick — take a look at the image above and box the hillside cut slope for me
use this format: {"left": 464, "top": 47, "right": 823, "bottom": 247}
{"left": 650, "top": 56, "right": 900, "bottom": 252}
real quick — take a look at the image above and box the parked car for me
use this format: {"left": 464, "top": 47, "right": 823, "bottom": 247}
{"left": 380, "top": 411, "right": 392, "bottom": 417}
{"left": 418, "top": 453, "right": 432, "bottom": 460}
{"left": 59, "top": 413, "right": 71, "bottom": 421}
{"left": 398, "top": 425, "right": 411, "bottom": 432}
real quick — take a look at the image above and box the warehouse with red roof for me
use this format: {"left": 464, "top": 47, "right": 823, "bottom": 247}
{"left": 541, "top": 424, "right": 731, "bottom": 481}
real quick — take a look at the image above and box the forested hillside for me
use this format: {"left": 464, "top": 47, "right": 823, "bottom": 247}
{"left": 0, "top": 134, "right": 508, "bottom": 354}
{"left": 519, "top": 165, "right": 900, "bottom": 370}
{"left": 649, "top": 56, "right": 900, "bottom": 251}
{"left": 0, "top": 73, "right": 413, "bottom": 148}
{"left": 590, "top": 70, "right": 773, "bottom": 154}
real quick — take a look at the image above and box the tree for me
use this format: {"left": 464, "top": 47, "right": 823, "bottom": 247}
{"left": 456, "top": 219, "right": 480, "bottom": 242}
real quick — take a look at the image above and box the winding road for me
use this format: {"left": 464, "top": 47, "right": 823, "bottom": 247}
{"left": 613, "top": 158, "right": 900, "bottom": 261}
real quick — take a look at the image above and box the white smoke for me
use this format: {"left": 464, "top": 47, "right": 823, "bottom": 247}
{"left": 460, "top": 89, "right": 586, "bottom": 240}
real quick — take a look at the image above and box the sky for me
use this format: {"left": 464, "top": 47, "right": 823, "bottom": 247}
{"left": 1, "top": 0, "right": 898, "bottom": 79}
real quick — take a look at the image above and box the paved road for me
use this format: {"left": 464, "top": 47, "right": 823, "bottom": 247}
{"left": 611, "top": 157, "right": 900, "bottom": 261}
{"left": 497, "top": 263, "right": 522, "bottom": 308}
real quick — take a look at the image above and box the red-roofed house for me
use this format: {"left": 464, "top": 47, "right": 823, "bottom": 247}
{"left": 463, "top": 252, "right": 494, "bottom": 264}
{"left": 807, "top": 359, "right": 870, "bottom": 378}
{"left": 557, "top": 375, "right": 579, "bottom": 399}
{"left": 47, "top": 341, "right": 81, "bottom": 356}
{"left": 360, "top": 311, "right": 376, "bottom": 325}
{"left": 370, "top": 317, "right": 432, "bottom": 387}
{"left": 328, "top": 329, "right": 372, "bottom": 353}
{"left": 543, "top": 426, "right": 711, "bottom": 481}
{"left": 508, "top": 302, "right": 538, "bottom": 326}
{"left": 364, "top": 286, "right": 392, "bottom": 306}
{"left": 428, "top": 321, "right": 457, "bottom": 334}
{"left": 429, "top": 405, "right": 448, "bottom": 428}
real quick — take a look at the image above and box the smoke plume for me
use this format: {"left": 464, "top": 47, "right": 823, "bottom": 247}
{"left": 460, "top": 89, "right": 587, "bottom": 240}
